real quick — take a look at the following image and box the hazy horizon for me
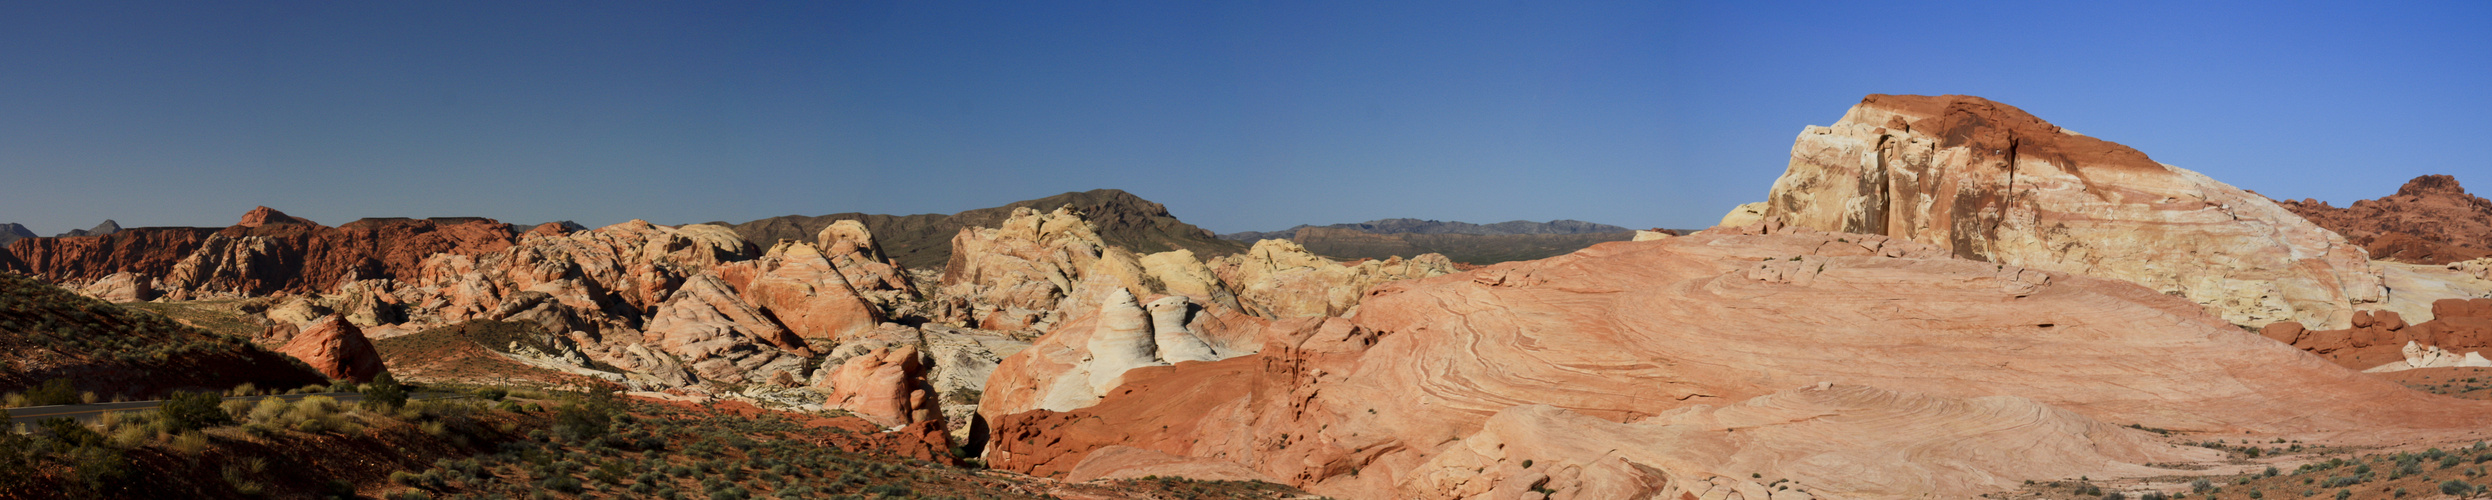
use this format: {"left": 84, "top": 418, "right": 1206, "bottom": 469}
{"left": 4, "top": 2, "right": 2487, "bottom": 235}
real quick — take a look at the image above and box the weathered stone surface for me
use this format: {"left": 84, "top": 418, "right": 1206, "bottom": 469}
{"left": 1211, "top": 239, "right": 1456, "bottom": 318}
{"left": 2366, "top": 341, "right": 2492, "bottom": 372}
{"left": 640, "top": 273, "right": 809, "bottom": 386}
{"left": 718, "top": 240, "right": 884, "bottom": 343}
{"left": 1763, "top": 94, "right": 2382, "bottom": 329}
{"left": 276, "top": 315, "right": 387, "bottom": 382}
{"left": 938, "top": 207, "right": 1107, "bottom": 331}
{"left": 979, "top": 288, "right": 1270, "bottom": 418}
{"left": 820, "top": 345, "right": 936, "bottom": 428}
{"left": 986, "top": 229, "right": 2492, "bottom": 499}
{"left": 1719, "top": 201, "right": 1768, "bottom": 228}
{"left": 77, "top": 272, "right": 156, "bottom": 302}
{"left": 2280, "top": 175, "right": 2492, "bottom": 265}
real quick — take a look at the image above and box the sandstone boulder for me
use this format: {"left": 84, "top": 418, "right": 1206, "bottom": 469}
{"left": 78, "top": 272, "right": 156, "bottom": 302}
{"left": 640, "top": 273, "right": 809, "bottom": 386}
{"left": 719, "top": 241, "right": 884, "bottom": 343}
{"left": 276, "top": 315, "right": 387, "bottom": 382}
{"left": 1762, "top": 94, "right": 2381, "bottom": 329}
{"left": 1211, "top": 239, "right": 1456, "bottom": 318}
{"left": 819, "top": 345, "right": 937, "bottom": 428}
{"left": 1719, "top": 201, "right": 1768, "bottom": 228}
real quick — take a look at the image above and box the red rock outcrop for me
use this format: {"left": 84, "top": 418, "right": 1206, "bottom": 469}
{"left": 984, "top": 227, "right": 2492, "bottom": 499}
{"left": 2278, "top": 175, "right": 2492, "bottom": 265}
{"left": 818, "top": 345, "right": 938, "bottom": 428}
{"left": 163, "top": 213, "right": 518, "bottom": 297}
{"left": 4, "top": 227, "right": 218, "bottom": 284}
{"left": 2265, "top": 298, "right": 2492, "bottom": 369}
{"left": 236, "top": 206, "right": 320, "bottom": 227}
{"left": 276, "top": 315, "right": 387, "bottom": 382}
{"left": 1764, "top": 94, "right": 2382, "bottom": 329}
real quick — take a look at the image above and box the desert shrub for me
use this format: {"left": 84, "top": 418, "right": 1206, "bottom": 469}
{"left": 544, "top": 475, "right": 585, "bottom": 494}
{"left": 25, "top": 378, "right": 80, "bottom": 406}
{"left": 246, "top": 397, "right": 291, "bottom": 424}
{"left": 2446, "top": 480, "right": 2478, "bottom": 496}
{"left": 225, "top": 457, "right": 269, "bottom": 495}
{"left": 169, "top": 431, "right": 210, "bottom": 455}
{"left": 865, "top": 484, "right": 912, "bottom": 497}
{"left": 477, "top": 388, "right": 508, "bottom": 401}
{"left": 66, "top": 444, "right": 130, "bottom": 492}
{"left": 161, "top": 390, "right": 234, "bottom": 432}
{"left": 39, "top": 417, "right": 104, "bottom": 447}
{"left": 0, "top": 412, "right": 31, "bottom": 488}
{"left": 364, "top": 371, "right": 408, "bottom": 409}
{"left": 554, "top": 402, "right": 610, "bottom": 443}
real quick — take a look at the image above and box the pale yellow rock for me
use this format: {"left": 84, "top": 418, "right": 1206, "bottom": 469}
{"left": 1211, "top": 239, "right": 1457, "bottom": 318}
{"left": 1632, "top": 230, "right": 1675, "bottom": 242}
{"left": 1720, "top": 201, "right": 1769, "bottom": 228}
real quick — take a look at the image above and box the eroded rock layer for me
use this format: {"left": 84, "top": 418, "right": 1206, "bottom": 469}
{"left": 1763, "top": 94, "right": 2381, "bottom": 329}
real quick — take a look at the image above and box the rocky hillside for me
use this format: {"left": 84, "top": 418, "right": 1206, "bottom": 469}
{"left": 55, "top": 220, "right": 122, "bottom": 238}
{"left": 0, "top": 271, "right": 327, "bottom": 398}
{"left": 715, "top": 189, "right": 1245, "bottom": 270}
{"left": 1221, "top": 218, "right": 1643, "bottom": 264}
{"left": 2, "top": 207, "right": 519, "bottom": 298}
{"left": 0, "top": 223, "right": 32, "bottom": 247}
{"left": 969, "top": 94, "right": 2492, "bottom": 498}
{"left": 2277, "top": 174, "right": 2492, "bottom": 264}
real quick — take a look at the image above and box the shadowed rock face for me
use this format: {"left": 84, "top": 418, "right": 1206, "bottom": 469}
{"left": 1764, "top": 94, "right": 2381, "bottom": 329}
{"left": 983, "top": 225, "right": 2492, "bottom": 499}
{"left": 2279, "top": 175, "right": 2492, "bottom": 265}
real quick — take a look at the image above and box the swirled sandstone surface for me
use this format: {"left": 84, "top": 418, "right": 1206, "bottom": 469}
{"left": 984, "top": 227, "right": 2492, "bottom": 499}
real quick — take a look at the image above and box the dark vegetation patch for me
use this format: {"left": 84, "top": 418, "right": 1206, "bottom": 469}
{"left": 0, "top": 272, "right": 325, "bottom": 400}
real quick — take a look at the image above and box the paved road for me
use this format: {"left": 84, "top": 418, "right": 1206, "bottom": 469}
{"left": 5, "top": 391, "right": 454, "bottom": 428}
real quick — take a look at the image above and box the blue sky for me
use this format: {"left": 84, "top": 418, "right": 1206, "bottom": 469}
{"left": 2, "top": 1, "right": 2485, "bottom": 234}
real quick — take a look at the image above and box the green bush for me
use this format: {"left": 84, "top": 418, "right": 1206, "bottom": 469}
{"left": 2445, "top": 479, "right": 2477, "bottom": 495}
{"left": 364, "top": 371, "right": 408, "bottom": 409}
{"left": 160, "top": 390, "right": 234, "bottom": 432}
{"left": 554, "top": 402, "right": 611, "bottom": 443}
{"left": 477, "top": 388, "right": 508, "bottom": 401}
{"left": 25, "top": 378, "right": 80, "bottom": 406}
{"left": 0, "top": 411, "right": 31, "bottom": 488}
{"left": 39, "top": 417, "right": 104, "bottom": 447}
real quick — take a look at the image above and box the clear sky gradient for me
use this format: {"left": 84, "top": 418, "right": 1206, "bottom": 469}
{"left": 3, "top": 1, "right": 2486, "bottom": 234}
